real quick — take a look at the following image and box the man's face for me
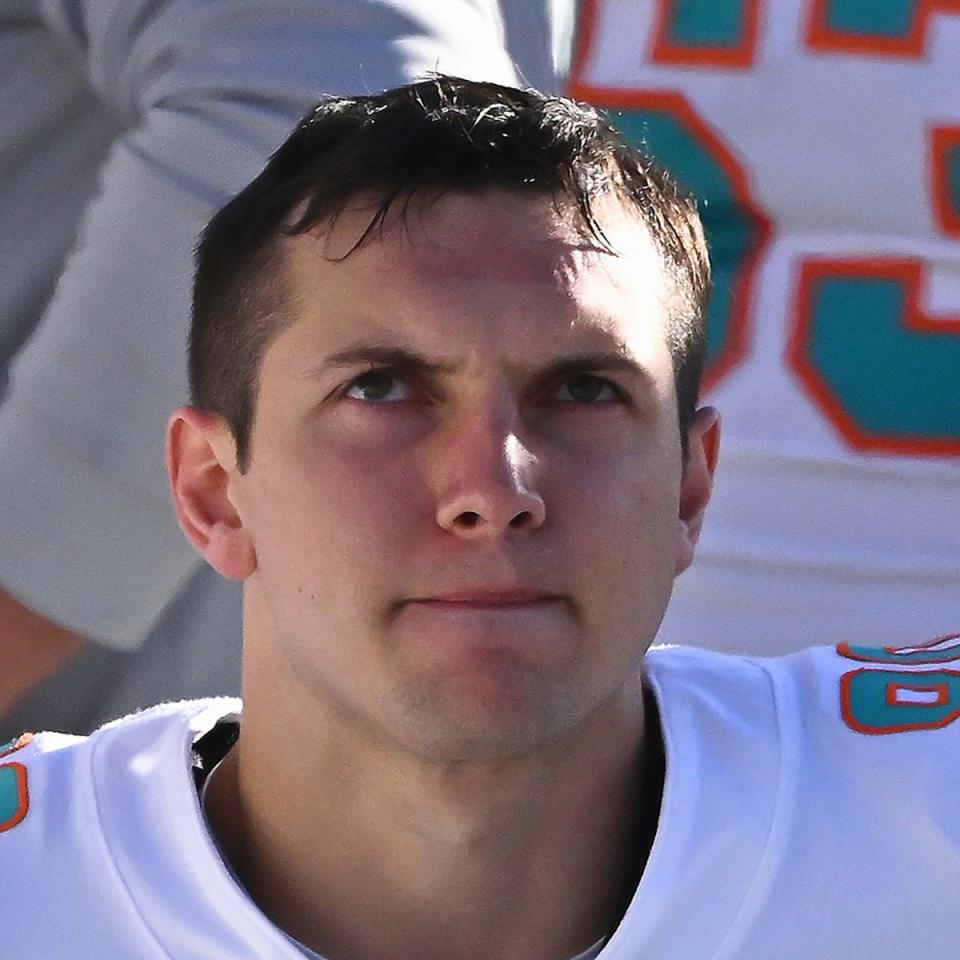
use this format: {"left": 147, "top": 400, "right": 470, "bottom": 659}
{"left": 221, "top": 190, "right": 712, "bottom": 761}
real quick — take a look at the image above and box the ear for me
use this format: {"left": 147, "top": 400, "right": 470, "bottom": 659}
{"left": 675, "top": 406, "right": 720, "bottom": 576}
{"left": 166, "top": 406, "right": 257, "bottom": 580}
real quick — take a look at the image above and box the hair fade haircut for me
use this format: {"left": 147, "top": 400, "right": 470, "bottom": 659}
{"left": 191, "top": 76, "right": 711, "bottom": 470}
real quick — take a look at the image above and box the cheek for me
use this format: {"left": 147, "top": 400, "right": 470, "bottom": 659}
{"left": 550, "top": 440, "right": 681, "bottom": 603}
{"left": 248, "top": 436, "right": 429, "bottom": 588}
{"left": 551, "top": 415, "right": 680, "bottom": 517}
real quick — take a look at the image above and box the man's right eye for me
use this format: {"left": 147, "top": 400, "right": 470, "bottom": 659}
{"left": 342, "top": 369, "right": 413, "bottom": 403}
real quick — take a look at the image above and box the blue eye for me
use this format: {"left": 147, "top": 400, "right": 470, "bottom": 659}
{"left": 343, "top": 369, "right": 412, "bottom": 403}
{"left": 556, "top": 373, "right": 619, "bottom": 403}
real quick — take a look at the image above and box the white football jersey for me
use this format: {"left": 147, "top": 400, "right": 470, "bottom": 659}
{"left": 2, "top": 640, "right": 959, "bottom": 957}
{"left": 570, "top": 0, "right": 960, "bottom": 653}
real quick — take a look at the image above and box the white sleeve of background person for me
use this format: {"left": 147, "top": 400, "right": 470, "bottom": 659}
{"left": 0, "top": 0, "right": 537, "bottom": 652}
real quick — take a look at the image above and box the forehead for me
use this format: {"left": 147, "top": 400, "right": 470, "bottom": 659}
{"left": 276, "top": 190, "right": 671, "bottom": 362}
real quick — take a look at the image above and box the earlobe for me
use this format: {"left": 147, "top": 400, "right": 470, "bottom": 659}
{"left": 166, "top": 406, "right": 257, "bottom": 580}
{"left": 675, "top": 406, "right": 720, "bottom": 576}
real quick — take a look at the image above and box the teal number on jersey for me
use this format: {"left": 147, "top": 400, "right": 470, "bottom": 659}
{"left": 608, "top": 102, "right": 768, "bottom": 388}
{"left": 947, "top": 146, "right": 960, "bottom": 214}
{"left": 808, "top": 0, "right": 960, "bottom": 55}
{"left": 0, "top": 766, "right": 18, "bottom": 823}
{"left": 660, "top": 0, "right": 748, "bottom": 49}
{"left": 838, "top": 638, "right": 960, "bottom": 665}
{"left": 842, "top": 669, "right": 960, "bottom": 734}
{"left": 808, "top": 274, "right": 960, "bottom": 435}
{"left": 791, "top": 262, "right": 960, "bottom": 453}
{"left": 822, "top": 0, "right": 915, "bottom": 37}
{"left": 0, "top": 763, "right": 26, "bottom": 831}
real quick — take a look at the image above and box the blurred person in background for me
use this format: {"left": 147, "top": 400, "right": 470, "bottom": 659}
{"left": 0, "top": 0, "right": 569, "bottom": 736}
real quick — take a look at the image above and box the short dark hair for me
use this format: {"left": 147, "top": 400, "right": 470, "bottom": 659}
{"left": 191, "top": 76, "right": 710, "bottom": 470}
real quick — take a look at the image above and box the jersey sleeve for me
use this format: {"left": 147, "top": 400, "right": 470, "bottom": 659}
{"left": 0, "top": 0, "right": 522, "bottom": 651}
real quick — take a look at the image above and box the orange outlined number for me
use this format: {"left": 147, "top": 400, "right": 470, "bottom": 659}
{"left": 789, "top": 127, "right": 960, "bottom": 455}
{"left": 0, "top": 735, "right": 30, "bottom": 833}
{"left": 842, "top": 668, "right": 960, "bottom": 734}
{"left": 932, "top": 127, "right": 960, "bottom": 238}
{"left": 838, "top": 633, "right": 960, "bottom": 665}
{"left": 651, "top": 0, "right": 762, "bottom": 68}
{"left": 788, "top": 258, "right": 960, "bottom": 455}
{"left": 807, "top": 0, "right": 960, "bottom": 58}
{"left": 0, "top": 763, "right": 28, "bottom": 832}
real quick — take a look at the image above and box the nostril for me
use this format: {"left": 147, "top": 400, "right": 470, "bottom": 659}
{"left": 509, "top": 511, "right": 532, "bottom": 528}
{"left": 458, "top": 511, "right": 481, "bottom": 528}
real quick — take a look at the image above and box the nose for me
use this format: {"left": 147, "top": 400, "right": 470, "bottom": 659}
{"left": 435, "top": 427, "right": 546, "bottom": 539}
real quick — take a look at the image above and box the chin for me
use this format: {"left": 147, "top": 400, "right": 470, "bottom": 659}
{"left": 389, "top": 669, "right": 584, "bottom": 764}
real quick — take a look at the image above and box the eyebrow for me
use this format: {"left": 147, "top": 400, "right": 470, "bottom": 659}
{"left": 303, "top": 344, "right": 654, "bottom": 386}
{"left": 307, "top": 345, "right": 461, "bottom": 377}
{"left": 537, "top": 351, "right": 655, "bottom": 385}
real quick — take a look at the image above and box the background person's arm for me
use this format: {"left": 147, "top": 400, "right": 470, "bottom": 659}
{"left": 0, "top": 0, "right": 545, "bottom": 723}
{"left": 0, "top": 586, "right": 86, "bottom": 717}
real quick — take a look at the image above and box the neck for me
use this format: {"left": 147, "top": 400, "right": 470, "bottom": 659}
{"left": 205, "top": 672, "right": 661, "bottom": 960}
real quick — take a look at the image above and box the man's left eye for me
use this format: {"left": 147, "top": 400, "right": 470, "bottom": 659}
{"left": 555, "top": 373, "right": 620, "bottom": 404}
{"left": 343, "top": 369, "right": 412, "bottom": 403}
